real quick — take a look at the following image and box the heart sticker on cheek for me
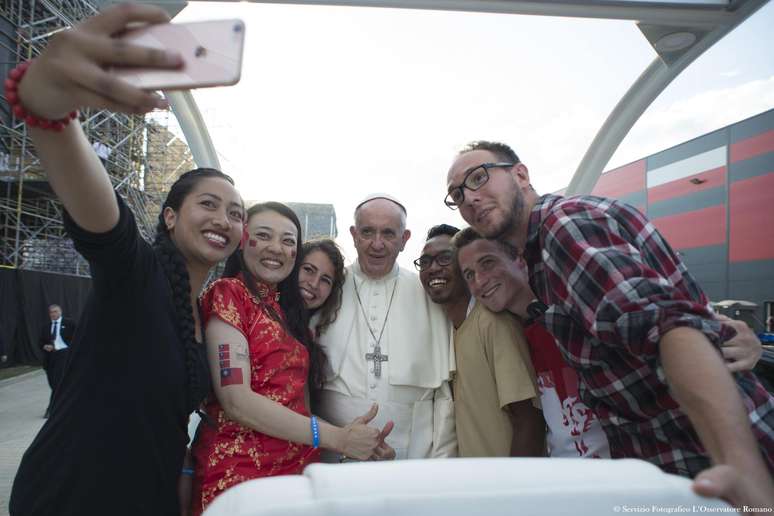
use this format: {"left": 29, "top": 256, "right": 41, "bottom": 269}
{"left": 290, "top": 248, "right": 297, "bottom": 259}
{"left": 248, "top": 239, "right": 257, "bottom": 248}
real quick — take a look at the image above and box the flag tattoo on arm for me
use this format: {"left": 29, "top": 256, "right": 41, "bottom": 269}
{"left": 218, "top": 343, "right": 244, "bottom": 386}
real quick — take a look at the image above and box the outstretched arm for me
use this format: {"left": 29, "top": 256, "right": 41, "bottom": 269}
{"left": 661, "top": 328, "right": 774, "bottom": 511}
{"left": 539, "top": 201, "right": 772, "bottom": 509}
{"left": 16, "top": 4, "right": 180, "bottom": 233}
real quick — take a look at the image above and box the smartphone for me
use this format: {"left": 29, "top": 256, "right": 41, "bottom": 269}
{"left": 110, "top": 19, "right": 245, "bottom": 91}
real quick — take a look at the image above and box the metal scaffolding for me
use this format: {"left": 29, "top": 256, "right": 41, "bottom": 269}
{"left": 0, "top": 0, "right": 194, "bottom": 277}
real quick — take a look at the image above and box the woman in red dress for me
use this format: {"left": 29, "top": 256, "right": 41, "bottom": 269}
{"left": 192, "top": 202, "right": 393, "bottom": 514}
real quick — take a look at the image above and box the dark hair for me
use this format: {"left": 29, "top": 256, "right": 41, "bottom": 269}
{"left": 301, "top": 239, "right": 346, "bottom": 338}
{"left": 426, "top": 224, "right": 460, "bottom": 241}
{"left": 458, "top": 140, "right": 520, "bottom": 165}
{"left": 153, "top": 167, "right": 236, "bottom": 415}
{"left": 223, "top": 202, "right": 327, "bottom": 407}
{"left": 451, "top": 226, "right": 520, "bottom": 260}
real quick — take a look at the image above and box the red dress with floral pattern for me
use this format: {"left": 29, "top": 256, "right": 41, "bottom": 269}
{"left": 192, "top": 276, "right": 320, "bottom": 514}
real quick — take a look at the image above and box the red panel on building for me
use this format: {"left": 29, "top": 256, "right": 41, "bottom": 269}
{"left": 592, "top": 160, "right": 646, "bottom": 199}
{"left": 652, "top": 205, "right": 727, "bottom": 250}
{"left": 729, "top": 174, "right": 774, "bottom": 262}
{"left": 730, "top": 129, "right": 774, "bottom": 163}
{"left": 647, "top": 166, "right": 726, "bottom": 204}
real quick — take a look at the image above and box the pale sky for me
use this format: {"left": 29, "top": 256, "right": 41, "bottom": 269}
{"left": 169, "top": 1, "right": 774, "bottom": 268}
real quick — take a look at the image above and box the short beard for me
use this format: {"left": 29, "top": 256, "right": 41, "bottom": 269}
{"left": 489, "top": 188, "right": 524, "bottom": 240}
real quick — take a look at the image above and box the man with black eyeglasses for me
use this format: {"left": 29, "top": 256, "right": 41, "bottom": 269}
{"left": 416, "top": 224, "right": 544, "bottom": 457}
{"left": 444, "top": 140, "right": 774, "bottom": 511}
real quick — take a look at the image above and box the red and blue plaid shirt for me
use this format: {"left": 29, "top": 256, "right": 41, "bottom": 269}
{"left": 524, "top": 193, "right": 774, "bottom": 477}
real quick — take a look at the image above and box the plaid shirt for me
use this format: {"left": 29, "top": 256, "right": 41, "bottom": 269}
{"left": 524, "top": 193, "right": 774, "bottom": 477}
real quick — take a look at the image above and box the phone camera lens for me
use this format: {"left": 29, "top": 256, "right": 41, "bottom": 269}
{"left": 195, "top": 46, "right": 207, "bottom": 58}
{"left": 233, "top": 24, "right": 242, "bottom": 33}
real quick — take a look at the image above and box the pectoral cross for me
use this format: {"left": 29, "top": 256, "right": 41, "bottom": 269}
{"left": 365, "top": 346, "right": 388, "bottom": 378}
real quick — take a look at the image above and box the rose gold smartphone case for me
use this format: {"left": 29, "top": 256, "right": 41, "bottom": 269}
{"left": 111, "top": 19, "right": 245, "bottom": 91}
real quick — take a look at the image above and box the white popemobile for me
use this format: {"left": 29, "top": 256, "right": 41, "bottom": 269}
{"left": 203, "top": 458, "right": 732, "bottom": 516}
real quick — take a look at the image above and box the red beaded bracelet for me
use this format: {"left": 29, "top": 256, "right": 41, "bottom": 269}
{"left": 4, "top": 61, "right": 78, "bottom": 132}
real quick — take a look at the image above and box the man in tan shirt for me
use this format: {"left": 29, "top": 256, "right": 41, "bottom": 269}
{"left": 416, "top": 224, "right": 544, "bottom": 457}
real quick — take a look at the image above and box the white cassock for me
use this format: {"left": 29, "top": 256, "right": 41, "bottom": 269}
{"left": 316, "top": 260, "right": 457, "bottom": 460}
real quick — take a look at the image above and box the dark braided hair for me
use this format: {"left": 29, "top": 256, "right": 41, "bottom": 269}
{"left": 223, "top": 202, "right": 328, "bottom": 409}
{"left": 301, "top": 238, "right": 346, "bottom": 339}
{"left": 153, "top": 167, "right": 237, "bottom": 415}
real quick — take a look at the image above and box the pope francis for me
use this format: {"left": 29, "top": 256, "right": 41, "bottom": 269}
{"left": 316, "top": 193, "right": 457, "bottom": 460}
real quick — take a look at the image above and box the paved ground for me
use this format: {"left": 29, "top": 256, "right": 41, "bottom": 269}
{"left": 0, "top": 370, "right": 48, "bottom": 516}
{"left": 0, "top": 369, "right": 202, "bottom": 516}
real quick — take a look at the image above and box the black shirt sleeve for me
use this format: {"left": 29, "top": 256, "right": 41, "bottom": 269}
{"left": 62, "top": 193, "right": 154, "bottom": 290}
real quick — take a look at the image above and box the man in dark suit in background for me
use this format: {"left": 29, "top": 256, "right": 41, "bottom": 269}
{"left": 41, "top": 304, "right": 76, "bottom": 417}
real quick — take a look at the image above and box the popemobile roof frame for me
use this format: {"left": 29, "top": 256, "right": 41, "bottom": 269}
{"left": 98, "top": 0, "right": 770, "bottom": 195}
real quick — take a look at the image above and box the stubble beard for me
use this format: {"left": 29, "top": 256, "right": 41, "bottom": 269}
{"left": 489, "top": 188, "right": 525, "bottom": 241}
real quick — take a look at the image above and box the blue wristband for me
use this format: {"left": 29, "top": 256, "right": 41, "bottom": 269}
{"left": 181, "top": 467, "right": 194, "bottom": 476}
{"left": 310, "top": 415, "right": 320, "bottom": 449}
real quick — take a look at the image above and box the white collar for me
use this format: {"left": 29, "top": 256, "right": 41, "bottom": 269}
{"left": 352, "top": 259, "right": 400, "bottom": 282}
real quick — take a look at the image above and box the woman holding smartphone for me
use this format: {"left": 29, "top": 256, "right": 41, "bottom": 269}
{"left": 192, "top": 204, "right": 393, "bottom": 514}
{"left": 9, "top": 5, "right": 243, "bottom": 516}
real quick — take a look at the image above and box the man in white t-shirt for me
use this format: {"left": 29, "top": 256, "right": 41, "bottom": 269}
{"left": 453, "top": 227, "right": 609, "bottom": 458}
